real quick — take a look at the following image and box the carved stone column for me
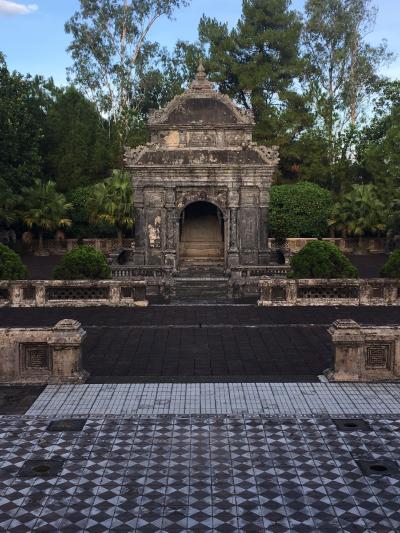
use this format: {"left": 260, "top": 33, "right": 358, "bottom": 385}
{"left": 133, "top": 207, "right": 145, "bottom": 265}
{"left": 258, "top": 188, "right": 270, "bottom": 265}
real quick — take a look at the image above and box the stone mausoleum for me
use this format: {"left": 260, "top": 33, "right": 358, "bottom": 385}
{"left": 124, "top": 63, "right": 279, "bottom": 277}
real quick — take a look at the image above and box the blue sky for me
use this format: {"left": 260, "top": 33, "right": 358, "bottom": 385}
{"left": 0, "top": 0, "right": 399, "bottom": 85}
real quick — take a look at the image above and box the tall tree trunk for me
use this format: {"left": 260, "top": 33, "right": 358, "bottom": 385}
{"left": 350, "top": 32, "right": 359, "bottom": 126}
{"left": 38, "top": 230, "right": 44, "bottom": 254}
{"left": 117, "top": 228, "right": 123, "bottom": 247}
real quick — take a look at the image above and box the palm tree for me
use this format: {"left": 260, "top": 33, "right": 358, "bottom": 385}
{"left": 87, "top": 170, "right": 134, "bottom": 245}
{"left": 329, "top": 184, "right": 387, "bottom": 244}
{"left": 0, "top": 182, "right": 19, "bottom": 229}
{"left": 22, "top": 179, "right": 72, "bottom": 253}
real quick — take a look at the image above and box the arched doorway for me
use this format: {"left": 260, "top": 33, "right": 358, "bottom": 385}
{"left": 179, "top": 201, "right": 224, "bottom": 269}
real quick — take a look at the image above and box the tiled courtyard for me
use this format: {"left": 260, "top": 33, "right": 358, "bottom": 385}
{"left": 2, "top": 412, "right": 400, "bottom": 532}
{"left": 3, "top": 306, "right": 400, "bottom": 531}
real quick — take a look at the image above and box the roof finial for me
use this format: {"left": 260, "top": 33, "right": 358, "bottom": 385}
{"left": 191, "top": 59, "right": 213, "bottom": 91}
{"left": 196, "top": 60, "right": 206, "bottom": 80}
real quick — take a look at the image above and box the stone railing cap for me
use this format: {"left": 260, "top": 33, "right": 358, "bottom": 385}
{"left": 332, "top": 319, "right": 361, "bottom": 329}
{"left": 53, "top": 319, "right": 82, "bottom": 331}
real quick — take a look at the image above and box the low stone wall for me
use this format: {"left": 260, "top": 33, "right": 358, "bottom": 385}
{"left": 258, "top": 278, "right": 400, "bottom": 306}
{"left": 27, "top": 238, "right": 135, "bottom": 256}
{"left": 267, "top": 237, "right": 386, "bottom": 255}
{"left": 0, "top": 319, "right": 88, "bottom": 384}
{"left": 328, "top": 319, "right": 400, "bottom": 382}
{"left": 21, "top": 236, "right": 387, "bottom": 257}
{"left": 0, "top": 280, "right": 148, "bottom": 308}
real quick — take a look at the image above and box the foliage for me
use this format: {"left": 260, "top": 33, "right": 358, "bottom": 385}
{"left": 303, "top": 0, "right": 392, "bottom": 133}
{"left": 66, "top": 186, "right": 117, "bottom": 239}
{"left": 0, "top": 53, "right": 45, "bottom": 193}
{"left": 329, "top": 184, "right": 387, "bottom": 238}
{"left": 358, "top": 81, "right": 400, "bottom": 200}
{"left": 0, "top": 179, "right": 19, "bottom": 228}
{"left": 43, "top": 87, "right": 115, "bottom": 192}
{"left": 381, "top": 250, "right": 400, "bottom": 279}
{"left": 269, "top": 182, "right": 333, "bottom": 238}
{"left": 288, "top": 240, "right": 358, "bottom": 279}
{"left": 0, "top": 244, "right": 27, "bottom": 280}
{"left": 87, "top": 170, "right": 134, "bottom": 242}
{"left": 53, "top": 245, "right": 111, "bottom": 280}
{"left": 198, "top": 0, "right": 309, "bottom": 153}
{"left": 21, "top": 179, "right": 72, "bottom": 250}
{"left": 65, "top": 0, "right": 188, "bottom": 149}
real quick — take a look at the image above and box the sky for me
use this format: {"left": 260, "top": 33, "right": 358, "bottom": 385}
{"left": 0, "top": 0, "right": 399, "bottom": 86}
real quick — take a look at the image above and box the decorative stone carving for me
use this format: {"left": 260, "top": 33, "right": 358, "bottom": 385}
{"left": 124, "top": 64, "right": 279, "bottom": 271}
{"left": 327, "top": 320, "right": 400, "bottom": 381}
{"left": 0, "top": 320, "right": 88, "bottom": 384}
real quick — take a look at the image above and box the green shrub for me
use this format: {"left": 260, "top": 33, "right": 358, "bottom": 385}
{"left": 269, "top": 182, "right": 333, "bottom": 238}
{"left": 381, "top": 250, "right": 400, "bottom": 278}
{"left": 0, "top": 244, "right": 27, "bottom": 280}
{"left": 288, "top": 241, "right": 358, "bottom": 279}
{"left": 53, "top": 245, "right": 111, "bottom": 280}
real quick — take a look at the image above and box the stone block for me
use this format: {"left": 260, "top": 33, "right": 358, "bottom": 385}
{"left": 0, "top": 320, "right": 88, "bottom": 384}
{"left": 328, "top": 319, "right": 400, "bottom": 382}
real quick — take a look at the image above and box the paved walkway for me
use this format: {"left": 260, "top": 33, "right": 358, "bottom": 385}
{"left": 28, "top": 383, "right": 400, "bottom": 417}
{"left": 1, "top": 414, "right": 400, "bottom": 532}
{"left": 4, "top": 306, "right": 400, "bottom": 382}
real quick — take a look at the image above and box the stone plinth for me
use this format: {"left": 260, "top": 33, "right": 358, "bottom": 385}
{"left": 328, "top": 319, "right": 400, "bottom": 382}
{"left": 0, "top": 319, "right": 88, "bottom": 384}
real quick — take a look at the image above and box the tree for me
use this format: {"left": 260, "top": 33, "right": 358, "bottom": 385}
{"left": 21, "top": 180, "right": 72, "bottom": 253}
{"left": 303, "top": 0, "right": 392, "bottom": 171}
{"left": 65, "top": 0, "right": 189, "bottom": 151}
{"left": 53, "top": 245, "right": 111, "bottom": 280}
{"left": 269, "top": 182, "right": 333, "bottom": 238}
{"left": 358, "top": 81, "right": 400, "bottom": 200}
{"left": 0, "top": 244, "right": 27, "bottom": 280}
{"left": 0, "top": 53, "right": 45, "bottom": 193}
{"left": 329, "top": 183, "right": 387, "bottom": 240}
{"left": 0, "top": 179, "right": 19, "bottom": 229}
{"left": 199, "top": 0, "right": 308, "bottom": 152}
{"left": 288, "top": 240, "right": 358, "bottom": 278}
{"left": 43, "top": 87, "right": 115, "bottom": 192}
{"left": 381, "top": 250, "right": 400, "bottom": 279}
{"left": 87, "top": 170, "right": 134, "bottom": 244}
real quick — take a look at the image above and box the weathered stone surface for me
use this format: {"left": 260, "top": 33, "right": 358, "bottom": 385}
{"left": 0, "top": 320, "right": 88, "bottom": 384}
{"left": 0, "top": 280, "right": 149, "bottom": 308}
{"left": 124, "top": 64, "right": 279, "bottom": 271}
{"left": 328, "top": 319, "right": 400, "bottom": 381}
{"left": 259, "top": 277, "right": 400, "bottom": 306}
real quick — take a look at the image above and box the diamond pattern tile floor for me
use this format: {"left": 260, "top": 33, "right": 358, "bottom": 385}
{"left": 1, "top": 415, "right": 400, "bottom": 531}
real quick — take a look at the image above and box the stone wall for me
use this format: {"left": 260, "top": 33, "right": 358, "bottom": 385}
{"left": 328, "top": 319, "right": 400, "bottom": 382}
{"left": 22, "top": 236, "right": 386, "bottom": 258}
{"left": 0, "top": 280, "right": 148, "bottom": 308}
{"left": 0, "top": 320, "right": 88, "bottom": 384}
{"left": 259, "top": 278, "right": 400, "bottom": 306}
{"left": 267, "top": 237, "right": 386, "bottom": 255}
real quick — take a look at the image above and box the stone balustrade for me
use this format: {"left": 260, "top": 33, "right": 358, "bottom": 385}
{"left": 0, "top": 320, "right": 88, "bottom": 384}
{"left": 258, "top": 278, "right": 400, "bottom": 306}
{"left": 0, "top": 280, "right": 148, "bottom": 308}
{"left": 328, "top": 319, "right": 400, "bottom": 382}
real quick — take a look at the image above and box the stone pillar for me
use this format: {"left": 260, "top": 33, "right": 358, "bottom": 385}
{"left": 133, "top": 206, "right": 145, "bottom": 265}
{"left": 259, "top": 188, "right": 270, "bottom": 265}
{"left": 228, "top": 190, "right": 240, "bottom": 269}
{"left": 0, "top": 319, "right": 88, "bottom": 384}
{"left": 49, "top": 320, "right": 89, "bottom": 383}
{"left": 328, "top": 319, "right": 400, "bottom": 382}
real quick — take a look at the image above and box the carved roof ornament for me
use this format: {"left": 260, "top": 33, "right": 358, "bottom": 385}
{"left": 190, "top": 60, "right": 214, "bottom": 92}
{"left": 148, "top": 61, "right": 255, "bottom": 127}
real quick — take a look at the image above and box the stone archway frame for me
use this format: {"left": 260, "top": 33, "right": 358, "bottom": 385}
{"left": 176, "top": 199, "right": 229, "bottom": 271}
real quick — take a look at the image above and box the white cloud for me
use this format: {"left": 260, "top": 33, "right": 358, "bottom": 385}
{"left": 0, "top": 0, "right": 38, "bottom": 15}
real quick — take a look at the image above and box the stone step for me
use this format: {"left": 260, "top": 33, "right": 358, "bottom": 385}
{"left": 172, "top": 278, "right": 230, "bottom": 303}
